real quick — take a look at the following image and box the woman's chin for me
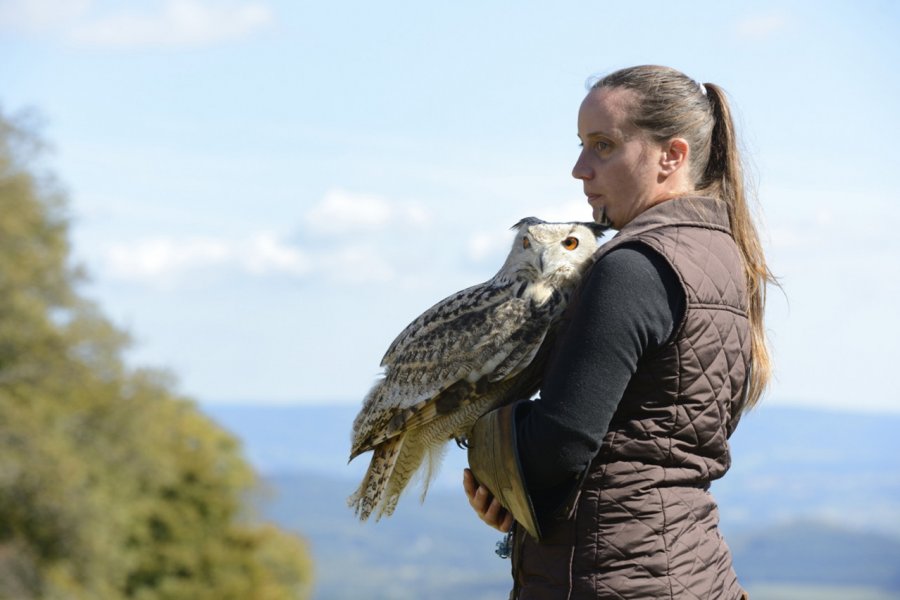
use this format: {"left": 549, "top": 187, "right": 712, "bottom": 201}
{"left": 593, "top": 207, "right": 614, "bottom": 228}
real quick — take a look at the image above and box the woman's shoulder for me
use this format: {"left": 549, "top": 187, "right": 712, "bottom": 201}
{"left": 585, "top": 243, "right": 686, "bottom": 344}
{"left": 592, "top": 242, "right": 678, "bottom": 290}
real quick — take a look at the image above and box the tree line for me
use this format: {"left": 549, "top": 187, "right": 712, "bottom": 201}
{"left": 0, "top": 109, "right": 313, "bottom": 599}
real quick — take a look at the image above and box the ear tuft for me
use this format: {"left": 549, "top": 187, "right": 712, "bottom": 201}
{"left": 580, "top": 222, "right": 611, "bottom": 237}
{"left": 510, "top": 216, "right": 544, "bottom": 231}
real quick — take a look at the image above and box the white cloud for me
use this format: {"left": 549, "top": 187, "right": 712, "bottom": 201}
{"left": 242, "top": 233, "right": 311, "bottom": 276}
{"left": 0, "top": 0, "right": 273, "bottom": 48}
{"left": 99, "top": 230, "right": 400, "bottom": 287}
{"left": 106, "top": 236, "right": 229, "bottom": 279}
{"left": 304, "top": 188, "right": 431, "bottom": 234}
{"left": 70, "top": 0, "right": 272, "bottom": 48}
{"left": 736, "top": 14, "right": 787, "bottom": 39}
{"left": 403, "top": 204, "right": 430, "bottom": 227}
{"left": 305, "top": 189, "right": 393, "bottom": 233}
{"left": 467, "top": 230, "right": 511, "bottom": 263}
{"left": 0, "top": 0, "right": 91, "bottom": 30}
{"left": 104, "top": 232, "right": 311, "bottom": 285}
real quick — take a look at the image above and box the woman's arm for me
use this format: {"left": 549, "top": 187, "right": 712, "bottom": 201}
{"left": 517, "top": 243, "right": 684, "bottom": 497}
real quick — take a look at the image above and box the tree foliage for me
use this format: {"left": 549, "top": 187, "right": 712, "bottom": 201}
{"left": 0, "top": 109, "right": 314, "bottom": 600}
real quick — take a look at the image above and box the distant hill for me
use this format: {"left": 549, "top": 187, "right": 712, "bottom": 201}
{"left": 730, "top": 520, "right": 900, "bottom": 590}
{"left": 204, "top": 404, "right": 363, "bottom": 479}
{"left": 257, "top": 471, "right": 900, "bottom": 600}
{"left": 258, "top": 472, "right": 510, "bottom": 600}
{"left": 717, "top": 406, "right": 900, "bottom": 536}
{"left": 205, "top": 403, "right": 900, "bottom": 536}
{"left": 204, "top": 403, "right": 900, "bottom": 599}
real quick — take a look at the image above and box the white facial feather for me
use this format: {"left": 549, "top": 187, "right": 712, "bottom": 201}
{"left": 497, "top": 218, "right": 604, "bottom": 299}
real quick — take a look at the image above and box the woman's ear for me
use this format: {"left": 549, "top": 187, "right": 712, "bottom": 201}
{"left": 659, "top": 137, "right": 689, "bottom": 177}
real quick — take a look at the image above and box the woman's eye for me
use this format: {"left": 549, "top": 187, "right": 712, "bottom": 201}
{"left": 594, "top": 141, "right": 609, "bottom": 152}
{"left": 522, "top": 236, "right": 530, "bottom": 249}
{"left": 562, "top": 237, "right": 579, "bottom": 251}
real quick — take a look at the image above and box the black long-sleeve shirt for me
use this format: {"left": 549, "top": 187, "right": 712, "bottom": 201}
{"left": 516, "top": 243, "right": 685, "bottom": 505}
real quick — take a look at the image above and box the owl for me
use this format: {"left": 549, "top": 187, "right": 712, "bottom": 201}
{"left": 348, "top": 217, "right": 607, "bottom": 521}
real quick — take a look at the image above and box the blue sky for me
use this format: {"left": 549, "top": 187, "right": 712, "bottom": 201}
{"left": 1, "top": 0, "right": 898, "bottom": 412}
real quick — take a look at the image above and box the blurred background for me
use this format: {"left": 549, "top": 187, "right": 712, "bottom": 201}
{"left": 1, "top": 1, "right": 898, "bottom": 599}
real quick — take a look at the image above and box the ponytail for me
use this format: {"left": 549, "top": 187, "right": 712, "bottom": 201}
{"left": 701, "top": 83, "right": 775, "bottom": 410}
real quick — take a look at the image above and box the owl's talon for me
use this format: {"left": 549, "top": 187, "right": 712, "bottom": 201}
{"left": 455, "top": 436, "right": 469, "bottom": 449}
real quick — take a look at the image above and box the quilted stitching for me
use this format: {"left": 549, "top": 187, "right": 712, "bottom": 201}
{"left": 514, "top": 198, "right": 749, "bottom": 600}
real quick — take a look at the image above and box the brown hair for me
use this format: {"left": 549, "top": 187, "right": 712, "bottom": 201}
{"left": 591, "top": 65, "right": 774, "bottom": 410}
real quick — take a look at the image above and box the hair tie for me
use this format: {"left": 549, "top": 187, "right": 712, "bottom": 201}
{"left": 697, "top": 81, "right": 707, "bottom": 96}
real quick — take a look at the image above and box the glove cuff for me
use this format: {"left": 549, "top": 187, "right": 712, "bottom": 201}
{"left": 467, "top": 401, "right": 541, "bottom": 541}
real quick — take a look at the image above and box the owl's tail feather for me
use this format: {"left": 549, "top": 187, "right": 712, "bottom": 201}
{"left": 348, "top": 429, "right": 437, "bottom": 521}
{"left": 381, "top": 429, "right": 431, "bottom": 516}
{"left": 348, "top": 435, "right": 406, "bottom": 521}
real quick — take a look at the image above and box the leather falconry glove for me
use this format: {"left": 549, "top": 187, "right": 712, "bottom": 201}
{"left": 467, "top": 401, "right": 542, "bottom": 541}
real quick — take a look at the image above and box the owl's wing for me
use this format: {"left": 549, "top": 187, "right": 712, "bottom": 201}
{"left": 381, "top": 283, "right": 546, "bottom": 403}
{"left": 379, "top": 281, "right": 493, "bottom": 367}
{"left": 350, "top": 284, "right": 565, "bottom": 457}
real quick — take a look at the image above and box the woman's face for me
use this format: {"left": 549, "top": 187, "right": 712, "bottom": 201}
{"left": 572, "top": 87, "right": 668, "bottom": 229}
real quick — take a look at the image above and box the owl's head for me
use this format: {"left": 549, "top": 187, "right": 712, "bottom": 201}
{"left": 497, "top": 217, "right": 608, "bottom": 290}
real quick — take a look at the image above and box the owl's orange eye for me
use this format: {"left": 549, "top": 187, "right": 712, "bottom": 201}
{"left": 562, "top": 237, "right": 579, "bottom": 250}
{"left": 522, "top": 236, "right": 530, "bottom": 249}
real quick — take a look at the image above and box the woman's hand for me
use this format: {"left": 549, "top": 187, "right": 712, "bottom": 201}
{"left": 463, "top": 468, "right": 514, "bottom": 533}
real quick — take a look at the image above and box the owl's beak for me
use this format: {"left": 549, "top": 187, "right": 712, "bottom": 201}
{"left": 537, "top": 252, "right": 545, "bottom": 273}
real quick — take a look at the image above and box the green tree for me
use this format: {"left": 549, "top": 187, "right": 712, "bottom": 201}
{"left": 0, "top": 109, "right": 313, "bottom": 600}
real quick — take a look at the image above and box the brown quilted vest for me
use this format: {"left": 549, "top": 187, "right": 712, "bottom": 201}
{"left": 510, "top": 196, "right": 750, "bottom": 600}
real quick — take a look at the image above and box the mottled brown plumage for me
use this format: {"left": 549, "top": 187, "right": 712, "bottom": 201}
{"left": 348, "top": 218, "right": 607, "bottom": 521}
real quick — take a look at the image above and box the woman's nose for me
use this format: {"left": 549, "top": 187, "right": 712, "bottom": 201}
{"left": 572, "top": 151, "right": 592, "bottom": 180}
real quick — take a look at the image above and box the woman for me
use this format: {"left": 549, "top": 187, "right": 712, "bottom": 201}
{"left": 464, "top": 65, "right": 773, "bottom": 599}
